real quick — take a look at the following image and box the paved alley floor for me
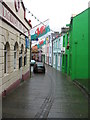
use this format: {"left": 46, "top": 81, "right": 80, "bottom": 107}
{"left": 2, "top": 65, "right": 88, "bottom": 118}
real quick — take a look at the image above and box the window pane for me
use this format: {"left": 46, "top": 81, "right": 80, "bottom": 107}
{"left": 4, "top": 52, "right": 6, "bottom": 73}
{"left": 14, "top": 52, "right": 16, "bottom": 69}
{"left": 24, "top": 56, "right": 27, "bottom": 66}
{"left": 19, "top": 57, "right": 22, "bottom": 69}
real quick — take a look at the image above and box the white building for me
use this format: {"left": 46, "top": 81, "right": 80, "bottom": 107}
{"left": 48, "top": 34, "right": 52, "bottom": 66}
{"left": 41, "top": 45, "right": 45, "bottom": 63}
{"left": 0, "top": 0, "right": 32, "bottom": 96}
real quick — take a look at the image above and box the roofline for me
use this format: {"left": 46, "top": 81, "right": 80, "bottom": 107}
{"left": 73, "top": 7, "right": 89, "bottom": 19}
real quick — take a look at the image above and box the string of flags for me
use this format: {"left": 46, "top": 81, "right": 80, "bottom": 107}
{"left": 37, "top": 39, "right": 46, "bottom": 48}
{"left": 25, "top": 8, "right": 55, "bottom": 42}
{"left": 31, "top": 25, "right": 50, "bottom": 41}
{"left": 25, "top": 7, "right": 62, "bottom": 49}
{"left": 32, "top": 33, "right": 62, "bottom": 49}
{"left": 30, "top": 18, "right": 50, "bottom": 41}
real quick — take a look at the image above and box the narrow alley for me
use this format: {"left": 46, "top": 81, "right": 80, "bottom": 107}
{"left": 2, "top": 65, "right": 88, "bottom": 118}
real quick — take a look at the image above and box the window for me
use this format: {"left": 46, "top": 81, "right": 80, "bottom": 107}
{"left": 63, "top": 36, "right": 65, "bottom": 47}
{"left": 4, "top": 45, "right": 7, "bottom": 73}
{"left": 59, "top": 39, "right": 60, "bottom": 48}
{"left": 56, "top": 41, "right": 57, "bottom": 48}
{"left": 14, "top": 42, "right": 18, "bottom": 69}
{"left": 24, "top": 49, "right": 27, "bottom": 66}
{"left": 19, "top": 57, "right": 22, "bottom": 69}
{"left": 54, "top": 42, "right": 55, "bottom": 49}
{"left": 50, "top": 46, "right": 51, "bottom": 53}
{"left": 58, "top": 54, "right": 60, "bottom": 66}
{"left": 19, "top": 44, "right": 23, "bottom": 69}
{"left": 4, "top": 42, "right": 10, "bottom": 74}
{"left": 57, "top": 41, "right": 58, "bottom": 48}
{"left": 54, "top": 54, "right": 55, "bottom": 65}
{"left": 14, "top": 44, "right": 17, "bottom": 69}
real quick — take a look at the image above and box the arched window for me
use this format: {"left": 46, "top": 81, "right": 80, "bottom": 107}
{"left": 19, "top": 44, "right": 23, "bottom": 69}
{"left": 14, "top": 42, "right": 18, "bottom": 69}
{"left": 4, "top": 45, "right": 7, "bottom": 73}
{"left": 24, "top": 48, "right": 27, "bottom": 66}
{"left": 4, "top": 42, "right": 10, "bottom": 74}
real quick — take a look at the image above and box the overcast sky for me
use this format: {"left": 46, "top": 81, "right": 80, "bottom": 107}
{"left": 23, "top": 0, "right": 89, "bottom": 32}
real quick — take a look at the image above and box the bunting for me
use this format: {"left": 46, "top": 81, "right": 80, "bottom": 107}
{"left": 30, "top": 19, "right": 50, "bottom": 41}
{"left": 37, "top": 39, "right": 46, "bottom": 48}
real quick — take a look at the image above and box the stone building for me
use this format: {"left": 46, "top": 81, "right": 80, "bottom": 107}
{"left": 0, "top": 0, "right": 32, "bottom": 95}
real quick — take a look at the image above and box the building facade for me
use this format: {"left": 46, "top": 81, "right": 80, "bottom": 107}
{"left": 48, "top": 33, "right": 54, "bottom": 67}
{"left": 46, "top": 36, "right": 49, "bottom": 65}
{"left": 38, "top": 48, "right": 42, "bottom": 62}
{"left": 44, "top": 37, "right": 47, "bottom": 64}
{"left": 31, "top": 45, "right": 39, "bottom": 61}
{"left": 60, "top": 35, "right": 63, "bottom": 71}
{"left": 41, "top": 45, "right": 45, "bottom": 63}
{"left": 0, "top": 0, "right": 32, "bottom": 95}
{"left": 70, "top": 9, "right": 89, "bottom": 91}
{"left": 49, "top": 35, "right": 52, "bottom": 66}
{"left": 53, "top": 36, "right": 61, "bottom": 71}
{"left": 62, "top": 8, "right": 89, "bottom": 92}
{"left": 62, "top": 32, "right": 70, "bottom": 75}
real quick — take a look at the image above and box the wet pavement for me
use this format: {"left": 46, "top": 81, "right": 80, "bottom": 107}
{"left": 2, "top": 65, "right": 88, "bottom": 118}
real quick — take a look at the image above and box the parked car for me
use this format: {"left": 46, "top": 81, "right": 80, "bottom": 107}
{"left": 33, "top": 62, "right": 45, "bottom": 73}
{"left": 30, "top": 60, "right": 36, "bottom": 66}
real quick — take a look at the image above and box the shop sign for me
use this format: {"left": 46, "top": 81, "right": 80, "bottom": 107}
{"left": 0, "top": 3, "right": 27, "bottom": 35}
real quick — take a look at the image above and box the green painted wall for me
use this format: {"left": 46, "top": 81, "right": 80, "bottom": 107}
{"left": 71, "top": 9, "right": 88, "bottom": 79}
{"left": 70, "top": 9, "right": 89, "bottom": 91}
{"left": 88, "top": 8, "right": 90, "bottom": 93}
{"left": 61, "top": 8, "right": 89, "bottom": 92}
{"left": 62, "top": 33, "right": 70, "bottom": 75}
{"left": 62, "top": 35, "right": 66, "bottom": 73}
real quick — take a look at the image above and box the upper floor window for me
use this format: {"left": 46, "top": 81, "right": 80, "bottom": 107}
{"left": 14, "top": 43, "right": 18, "bottom": 69}
{"left": 59, "top": 39, "right": 60, "bottom": 48}
{"left": 50, "top": 46, "right": 51, "bottom": 53}
{"left": 63, "top": 36, "right": 65, "bottom": 47}
{"left": 19, "top": 44, "right": 23, "bottom": 69}
{"left": 56, "top": 41, "right": 57, "bottom": 48}
{"left": 4, "top": 45, "right": 7, "bottom": 73}
{"left": 4, "top": 42, "right": 10, "bottom": 74}
{"left": 57, "top": 41, "right": 58, "bottom": 48}
{"left": 24, "top": 49, "right": 27, "bottom": 66}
